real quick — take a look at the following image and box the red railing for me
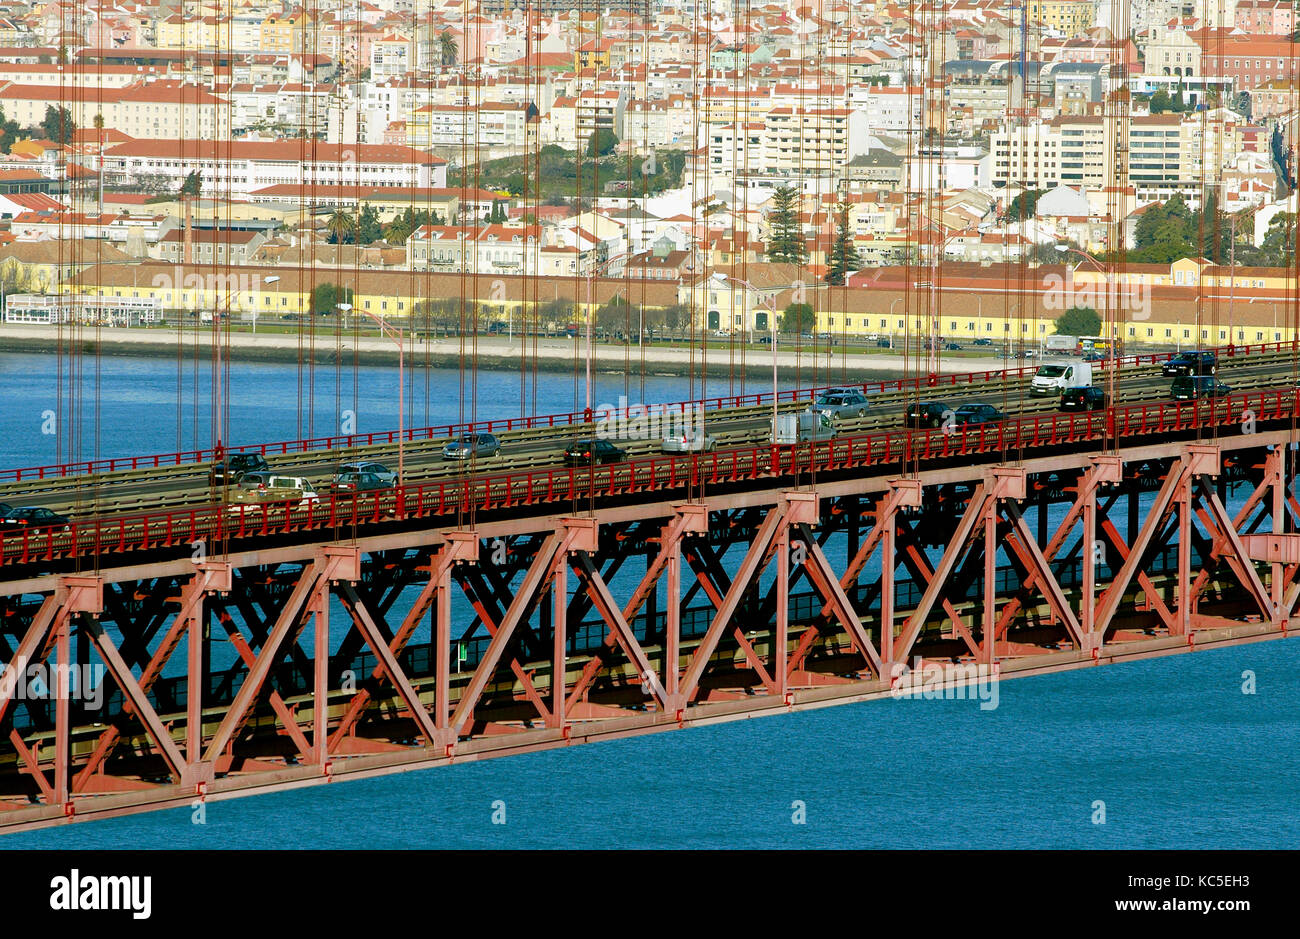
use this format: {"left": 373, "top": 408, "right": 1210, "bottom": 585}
{"left": 5, "top": 341, "right": 1290, "bottom": 485}
{"left": 3, "top": 385, "right": 1295, "bottom": 567}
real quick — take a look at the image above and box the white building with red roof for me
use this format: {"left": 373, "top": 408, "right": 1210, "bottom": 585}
{"left": 93, "top": 139, "right": 447, "bottom": 197}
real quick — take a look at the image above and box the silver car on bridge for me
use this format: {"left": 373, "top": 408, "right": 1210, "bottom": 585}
{"left": 813, "top": 389, "right": 870, "bottom": 421}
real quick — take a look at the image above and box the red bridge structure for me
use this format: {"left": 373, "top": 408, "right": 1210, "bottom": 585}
{"left": 1, "top": 373, "right": 1299, "bottom": 831}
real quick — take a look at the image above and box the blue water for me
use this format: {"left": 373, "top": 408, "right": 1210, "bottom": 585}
{"left": 1, "top": 351, "right": 1297, "bottom": 848}
{"left": 0, "top": 350, "right": 813, "bottom": 470}
{"left": 2, "top": 641, "right": 1295, "bottom": 849}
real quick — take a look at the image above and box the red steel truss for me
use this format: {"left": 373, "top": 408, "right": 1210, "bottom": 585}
{"left": 1, "top": 432, "right": 1297, "bottom": 830}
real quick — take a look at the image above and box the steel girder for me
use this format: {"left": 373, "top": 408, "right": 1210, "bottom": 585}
{"left": 0, "top": 440, "right": 1295, "bottom": 827}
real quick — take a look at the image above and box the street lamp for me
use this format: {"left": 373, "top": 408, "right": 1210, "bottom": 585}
{"left": 919, "top": 220, "right": 965, "bottom": 377}
{"left": 713, "top": 273, "right": 823, "bottom": 442}
{"left": 1055, "top": 243, "right": 1117, "bottom": 437}
{"left": 583, "top": 250, "right": 627, "bottom": 417}
{"left": 347, "top": 302, "right": 405, "bottom": 484}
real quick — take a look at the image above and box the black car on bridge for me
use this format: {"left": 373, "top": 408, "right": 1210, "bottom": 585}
{"left": 953, "top": 404, "right": 1007, "bottom": 426}
{"left": 1, "top": 507, "right": 70, "bottom": 531}
{"left": 905, "top": 401, "right": 950, "bottom": 428}
{"left": 564, "top": 438, "right": 626, "bottom": 465}
{"left": 1162, "top": 350, "right": 1217, "bottom": 377}
{"left": 210, "top": 452, "right": 270, "bottom": 487}
{"left": 1060, "top": 386, "right": 1107, "bottom": 411}
{"left": 1171, "top": 375, "right": 1232, "bottom": 401}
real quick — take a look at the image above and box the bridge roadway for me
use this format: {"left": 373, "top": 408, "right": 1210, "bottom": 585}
{"left": 2, "top": 348, "right": 1300, "bottom": 569}
{"left": 4, "top": 346, "right": 1297, "bottom": 516}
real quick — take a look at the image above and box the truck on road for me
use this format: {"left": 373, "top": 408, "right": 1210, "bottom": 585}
{"left": 772, "top": 410, "right": 837, "bottom": 445}
{"left": 1044, "top": 334, "right": 1079, "bottom": 355}
{"left": 1030, "top": 359, "right": 1092, "bottom": 396}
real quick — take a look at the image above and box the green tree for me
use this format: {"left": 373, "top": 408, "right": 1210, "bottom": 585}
{"left": 1054, "top": 306, "right": 1101, "bottom": 337}
{"left": 765, "top": 186, "right": 806, "bottom": 265}
{"left": 439, "top": 30, "right": 458, "bottom": 67}
{"left": 825, "top": 200, "right": 861, "bottom": 286}
{"left": 40, "top": 105, "right": 74, "bottom": 144}
{"left": 179, "top": 170, "right": 201, "bottom": 198}
{"left": 1005, "top": 189, "right": 1045, "bottom": 222}
{"left": 357, "top": 203, "right": 383, "bottom": 244}
{"left": 326, "top": 209, "right": 358, "bottom": 245}
{"left": 0, "top": 106, "right": 20, "bottom": 154}
{"left": 587, "top": 128, "right": 618, "bottom": 157}
{"left": 310, "top": 283, "right": 354, "bottom": 315}
{"left": 780, "top": 302, "right": 815, "bottom": 334}
{"left": 383, "top": 206, "right": 442, "bottom": 245}
{"left": 1149, "top": 88, "right": 1172, "bottom": 114}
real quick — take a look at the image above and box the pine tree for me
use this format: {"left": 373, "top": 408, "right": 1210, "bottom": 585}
{"left": 357, "top": 203, "right": 383, "bottom": 244}
{"left": 825, "top": 201, "right": 861, "bottom": 286}
{"left": 765, "top": 186, "right": 806, "bottom": 264}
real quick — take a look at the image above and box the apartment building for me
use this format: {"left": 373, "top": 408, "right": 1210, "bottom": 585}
{"left": 153, "top": 228, "right": 267, "bottom": 265}
{"left": 96, "top": 139, "right": 448, "bottom": 197}
{"left": 0, "top": 79, "right": 230, "bottom": 141}
{"left": 1027, "top": 0, "right": 1095, "bottom": 35}
{"left": 406, "top": 223, "right": 543, "bottom": 275}
{"left": 1234, "top": 0, "right": 1295, "bottom": 34}
{"left": 407, "top": 101, "right": 537, "bottom": 154}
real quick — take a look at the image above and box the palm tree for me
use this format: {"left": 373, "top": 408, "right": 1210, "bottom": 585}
{"left": 326, "top": 209, "right": 357, "bottom": 245}
{"left": 439, "top": 30, "right": 458, "bottom": 67}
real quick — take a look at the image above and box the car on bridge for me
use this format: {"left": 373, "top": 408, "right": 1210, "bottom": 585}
{"left": 661, "top": 429, "right": 719, "bottom": 452}
{"left": 229, "top": 473, "right": 320, "bottom": 507}
{"left": 1060, "top": 386, "right": 1107, "bottom": 411}
{"left": 1162, "top": 350, "right": 1217, "bottom": 376}
{"left": 210, "top": 452, "right": 270, "bottom": 487}
{"left": 442, "top": 433, "right": 501, "bottom": 461}
{"left": 1171, "top": 375, "right": 1232, "bottom": 401}
{"left": 337, "top": 461, "right": 397, "bottom": 485}
{"left": 906, "top": 401, "right": 950, "bottom": 428}
{"left": 953, "top": 404, "right": 1007, "bottom": 426}
{"left": 329, "top": 471, "right": 392, "bottom": 493}
{"left": 564, "top": 438, "right": 627, "bottom": 465}
{"left": 813, "top": 389, "right": 870, "bottom": 420}
{"left": 1, "top": 507, "right": 70, "bottom": 531}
